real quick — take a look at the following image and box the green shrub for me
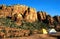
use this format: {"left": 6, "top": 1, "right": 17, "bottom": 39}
{"left": 0, "top": 18, "right": 49, "bottom": 34}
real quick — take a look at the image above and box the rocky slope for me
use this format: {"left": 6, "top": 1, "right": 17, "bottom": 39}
{"left": 0, "top": 4, "right": 60, "bottom": 38}
{"left": 0, "top": 4, "right": 60, "bottom": 29}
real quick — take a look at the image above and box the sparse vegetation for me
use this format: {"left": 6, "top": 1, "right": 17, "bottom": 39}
{"left": 0, "top": 17, "right": 50, "bottom": 38}
{"left": 0, "top": 4, "right": 59, "bottom": 39}
{"left": 0, "top": 17, "right": 49, "bottom": 30}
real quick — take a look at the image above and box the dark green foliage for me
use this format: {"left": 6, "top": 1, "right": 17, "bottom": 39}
{"left": 53, "top": 21, "right": 58, "bottom": 28}
{"left": 33, "top": 20, "right": 49, "bottom": 30}
{"left": 0, "top": 29, "right": 6, "bottom": 33}
{"left": 21, "top": 20, "right": 49, "bottom": 31}
{"left": 21, "top": 20, "right": 35, "bottom": 30}
{"left": 0, "top": 17, "right": 49, "bottom": 33}
{"left": 0, "top": 18, "right": 18, "bottom": 28}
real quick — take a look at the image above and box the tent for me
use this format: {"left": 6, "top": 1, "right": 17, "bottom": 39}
{"left": 48, "top": 28, "right": 57, "bottom": 34}
{"left": 42, "top": 28, "right": 48, "bottom": 34}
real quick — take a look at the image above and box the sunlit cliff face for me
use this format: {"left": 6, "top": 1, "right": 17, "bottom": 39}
{"left": 17, "top": 14, "right": 23, "bottom": 20}
{"left": 18, "top": 14, "right": 22, "bottom": 17}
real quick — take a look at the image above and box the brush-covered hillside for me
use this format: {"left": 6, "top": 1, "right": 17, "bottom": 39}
{"left": 0, "top": 4, "right": 60, "bottom": 38}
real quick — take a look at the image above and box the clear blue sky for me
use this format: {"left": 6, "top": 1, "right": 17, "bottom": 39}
{"left": 0, "top": 0, "right": 60, "bottom": 16}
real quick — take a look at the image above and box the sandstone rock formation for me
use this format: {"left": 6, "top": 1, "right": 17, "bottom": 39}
{"left": 0, "top": 4, "right": 60, "bottom": 25}
{"left": 24, "top": 7, "right": 37, "bottom": 22}
{"left": 46, "top": 15, "right": 54, "bottom": 25}
{"left": 53, "top": 16, "right": 60, "bottom": 23}
{"left": 37, "top": 11, "right": 46, "bottom": 21}
{"left": 0, "top": 4, "right": 60, "bottom": 39}
{"left": 37, "top": 11, "right": 54, "bottom": 25}
{"left": 0, "top": 5, "right": 38, "bottom": 25}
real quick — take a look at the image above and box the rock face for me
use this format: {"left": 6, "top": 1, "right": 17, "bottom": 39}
{"left": 53, "top": 16, "right": 60, "bottom": 23}
{"left": 0, "top": 5, "right": 12, "bottom": 17}
{"left": 0, "top": 4, "right": 60, "bottom": 25}
{"left": 46, "top": 15, "right": 54, "bottom": 25}
{"left": 12, "top": 5, "right": 37, "bottom": 23}
{"left": 0, "top": 5, "right": 37, "bottom": 25}
{"left": 37, "top": 11, "right": 54, "bottom": 25}
{"left": 24, "top": 8, "right": 37, "bottom": 22}
{"left": 37, "top": 11, "right": 46, "bottom": 21}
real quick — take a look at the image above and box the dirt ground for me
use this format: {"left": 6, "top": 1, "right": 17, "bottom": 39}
{"left": 1, "top": 34, "right": 57, "bottom": 39}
